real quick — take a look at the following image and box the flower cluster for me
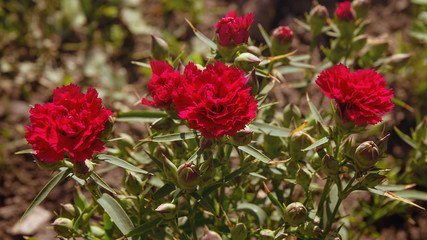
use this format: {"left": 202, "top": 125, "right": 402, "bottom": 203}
{"left": 316, "top": 64, "right": 394, "bottom": 126}
{"left": 141, "top": 61, "right": 258, "bottom": 139}
{"left": 25, "top": 84, "right": 113, "bottom": 163}
{"left": 214, "top": 11, "right": 254, "bottom": 46}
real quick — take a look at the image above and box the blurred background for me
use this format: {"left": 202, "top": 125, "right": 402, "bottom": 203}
{"left": 1, "top": 0, "right": 426, "bottom": 239}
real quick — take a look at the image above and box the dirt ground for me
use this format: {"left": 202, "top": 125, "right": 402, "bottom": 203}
{"left": 1, "top": 0, "right": 425, "bottom": 239}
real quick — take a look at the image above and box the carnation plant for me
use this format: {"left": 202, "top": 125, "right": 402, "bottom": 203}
{"left": 19, "top": 1, "right": 426, "bottom": 239}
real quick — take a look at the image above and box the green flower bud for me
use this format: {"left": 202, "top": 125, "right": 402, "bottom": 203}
{"left": 325, "top": 232, "right": 342, "bottom": 240}
{"left": 154, "top": 144, "right": 173, "bottom": 160}
{"left": 200, "top": 226, "right": 223, "bottom": 240}
{"left": 321, "top": 154, "right": 339, "bottom": 177}
{"left": 246, "top": 69, "right": 259, "bottom": 96}
{"left": 354, "top": 141, "right": 380, "bottom": 171}
{"left": 155, "top": 203, "right": 177, "bottom": 220}
{"left": 286, "top": 160, "right": 299, "bottom": 178}
{"left": 171, "top": 140, "right": 188, "bottom": 159}
{"left": 90, "top": 225, "right": 105, "bottom": 238}
{"left": 246, "top": 45, "right": 262, "bottom": 56}
{"left": 60, "top": 203, "right": 76, "bottom": 219}
{"left": 283, "top": 103, "right": 301, "bottom": 128}
{"left": 34, "top": 157, "right": 64, "bottom": 171}
{"left": 73, "top": 160, "right": 93, "bottom": 180}
{"left": 284, "top": 202, "right": 307, "bottom": 226}
{"left": 52, "top": 217, "right": 73, "bottom": 238}
{"left": 299, "top": 222, "right": 324, "bottom": 237}
{"left": 296, "top": 167, "right": 311, "bottom": 190}
{"left": 263, "top": 134, "right": 282, "bottom": 159}
{"left": 234, "top": 53, "right": 262, "bottom": 72}
{"left": 230, "top": 126, "right": 254, "bottom": 146}
{"left": 200, "top": 157, "right": 215, "bottom": 186}
{"left": 123, "top": 171, "right": 144, "bottom": 195}
{"left": 309, "top": 5, "right": 329, "bottom": 41}
{"left": 270, "top": 26, "right": 293, "bottom": 56}
{"left": 151, "top": 34, "right": 169, "bottom": 60}
{"left": 150, "top": 117, "right": 176, "bottom": 133}
{"left": 259, "top": 229, "right": 275, "bottom": 240}
{"left": 361, "top": 173, "right": 386, "bottom": 188}
{"left": 231, "top": 223, "right": 247, "bottom": 240}
{"left": 177, "top": 163, "right": 200, "bottom": 192}
{"left": 162, "top": 155, "right": 178, "bottom": 184}
{"left": 289, "top": 131, "right": 315, "bottom": 160}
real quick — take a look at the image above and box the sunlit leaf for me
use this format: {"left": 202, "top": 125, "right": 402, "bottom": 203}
{"left": 249, "top": 121, "right": 291, "bottom": 137}
{"left": 394, "top": 126, "right": 417, "bottom": 149}
{"left": 97, "top": 194, "right": 134, "bottom": 236}
{"left": 98, "top": 154, "right": 148, "bottom": 174}
{"left": 238, "top": 145, "right": 271, "bottom": 163}
{"left": 302, "top": 137, "right": 329, "bottom": 151}
{"left": 306, "top": 93, "right": 325, "bottom": 125}
{"left": 153, "top": 183, "right": 176, "bottom": 200}
{"left": 126, "top": 217, "right": 163, "bottom": 237}
{"left": 236, "top": 202, "right": 267, "bottom": 226}
{"left": 90, "top": 172, "right": 116, "bottom": 194}
{"left": 185, "top": 18, "right": 217, "bottom": 51}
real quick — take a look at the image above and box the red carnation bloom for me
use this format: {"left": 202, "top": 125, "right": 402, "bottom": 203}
{"left": 272, "top": 26, "right": 293, "bottom": 43}
{"left": 316, "top": 64, "right": 394, "bottom": 126}
{"left": 141, "top": 61, "right": 183, "bottom": 109}
{"left": 215, "top": 11, "right": 254, "bottom": 46}
{"left": 173, "top": 61, "right": 258, "bottom": 139}
{"left": 25, "top": 84, "right": 113, "bottom": 163}
{"left": 336, "top": 1, "right": 356, "bottom": 22}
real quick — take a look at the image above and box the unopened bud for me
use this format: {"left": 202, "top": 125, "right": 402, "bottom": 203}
{"left": 296, "top": 167, "right": 311, "bottom": 190}
{"left": 321, "top": 154, "right": 339, "bottom": 177}
{"left": 200, "top": 225, "right": 222, "bottom": 240}
{"left": 154, "top": 144, "right": 173, "bottom": 160}
{"left": 150, "top": 117, "right": 176, "bottom": 133}
{"left": 246, "top": 69, "right": 259, "bottom": 96}
{"left": 162, "top": 155, "right": 178, "bottom": 184}
{"left": 231, "top": 223, "right": 247, "bottom": 240}
{"left": 353, "top": 0, "right": 371, "bottom": 19}
{"left": 60, "top": 203, "right": 76, "bottom": 219}
{"left": 309, "top": 5, "right": 329, "bottom": 40}
{"left": 151, "top": 34, "right": 169, "bottom": 60}
{"left": 284, "top": 202, "right": 307, "bottom": 226}
{"left": 259, "top": 229, "right": 275, "bottom": 240}
{"left": 299, "top": 222, "right": 324, "bottom": 237}
{"left": 234, "top": 53, "right": 262, "bottom": 72}
{"left": 177, "top": 163, "right": 200, "bottom": 192}
{"left": 52, "top": 217, "right": 73, "bottom": 238}
{"left": 123, "top": 171, "right": 144, "bottom": 195}
{"left": 325, "top": 232, "right": 342, "bottom": 240}
{"left": 200, "top": 157, "right": 215, "bottom": 186}
{"left": 230, "top": 126, "right": 254, "bottom": 146}
{"left": 354, "top": 141, "right": 380, "bottom": 171}
{"left": 246, "top": 45, "right": 262, "bottom": 56}
{"left": 263, "top": 134, "right": 282, "bottom": 159}
{"left": 155, "top": 203, "right": 177, "bottom": 220}
{"left": 289, "top": 131, "right": 315, "bottom": 160}
{"left": 283, "top": 103, "right": 301, "bottom": 128}
{"left": 270, "top": 26, "right": 293, "bottom": 56}
{"left": 361, "top": 173, "right": 386, "bottom": 188}
{"left": 336, "top": 2, "right": 356, "bottom": 22}
{"left": 73, "top": 160, "right": 93, "bottom": 180}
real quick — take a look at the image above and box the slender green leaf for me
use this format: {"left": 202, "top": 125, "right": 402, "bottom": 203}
{"left": 223, "top": 163, "right": 254, "bottom": 182}
{"left": 238, "top": 145, "right": 271, "bottom": 163}
{"left": 391, "top": 97, "right": 414, "bottom": 112}
{"left": 394, "top": 126, "right": 417, "bottom": 149}
{"left": 131, "top": 61, "right": 151, "bottom": 68}
{"left": 413, "top": 0, "right": 427, "bottom": 5}
{"left": 90, "top": 172, "right": 116, "bottom": 194}
{"left": 153, "top": 183, "right": 176, "bottom": 200}
{"left": 15, "top": 149, "right": 36, "bottom": 155}
{"left": 249, "top": 172, "right": 267, "bottom": 180}
{"left": 126, "top": 217, "right": 163, "bottom": 237}
{"left": 98, "top": 154, "right": 148, "bottom": 174}
{"left": 294, "top": 18, "right": 310, "bottom": 31}
{"left": 117, "top": 111, "right": 168, "bottom": 118}
{"left": 258, "top": 23, "right": 272, "bottom": 48}
{"left": 375, "top": 184, "right": 415, "bottom": 192}
{"left": 150, "top": 131, "right": 200, "bottom": 142}
{"left": 302, "top": 137, "right": 329, "bottom": 151}
{"left": 190, "top": 192, "right": 218, "bottom": 216}
{"left": 143, "top": 150, "right": 163, "bottom": 169}
{"left": 185, "top": 18, "right": 217, "bottom": 51}
{"left": 249, "top": 121, "right": 291, "bottom": 137}
{"left": 186, "top": 148, "right": 202, "bottom": 164}
{"left": 97, "top": 194, "right": 134, "bottom": 236}
{"left": 276, "top": 66, "right": 303, "bottom": 75}
{"left": 289, "top": 61, "right": 315, "bottom": 69}
{"left": 393, "top": 190, "right": 427, "bottom": 201}
{"left": 306, "top": 93, "right": 325, "bottom": 125}
{"left": 288, "top": 54, "right": 310, "bottom": 62}
{"left": 236, "top": 202, "right": 267, "bottom": 226}
{"left": 22, "top": 168, "right": 72, "bottom": 219}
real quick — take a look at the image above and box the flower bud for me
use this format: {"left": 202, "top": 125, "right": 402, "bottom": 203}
{"left": 263, "top": 134, "right": 282, "bottom": 159}
{"left": 284, "top": 202, "right": 307, "bottom": 226}
{"left": 286, "top": 160, "right": 299, "bottom": 178}
{"left": 299, "top": 222, "right": 324, "bottom": 237}
{"left": 52, "top": 217, "right": 73, "bottom": 238}
{"left": 308, "top": 5, "right": 329, "bottom": 44}
{"left": 246, "top": 69, "right": 259, "bottom": 96}
{"left": 231, "top": 223, "right": 247, "bottom": 240}
{"left": 246, "top": 45, "right": 262, "bottom": 56}
{"left": 336, "top": 2, "right": 356, "bottom": 22}
{"left": 200, "top": 225, "right": 222, "bottom": 240}
{"left": 155, "top": 203, "right": 177, "bottom": 220}
{"left": 325, "top": 232, "right": 342, "bottom": 240}
{"left": 353, "top": 0, "right": 371, "bottom": 19}
{"left": 361, "top": 173, "right": 386, "bottom": 188}
{"left": 289, "top": 131, "right": 315, "bottom": 160}
{"left": 259, "top": 229, "right": 275, "bottom": 240}
{"left": 321, "top": 154, "right": 339, "bottom": 177}
{"left": 354, "top": 141, "right": 380, "bottom": 171}
{"left": 123, "top": 171, "right": 144, "bottom": 195}
{"left": 162, "top": 155, "right": 178, "bottom": 184}
{"left": 154, "top": 144, "right": 173, "bottom": 160}
{"left": 296, "top": 167, "right": 311, "bottom": 190}
{"left": 270, "top": 26, "right": 293, "bottom": 56}
{"left": 90, "top": 225, "right": 105, "bottom": 237}
{"left": 151, "top": 34, "right": 169, "bottom": 60}
{"left": 234, "top": 53, "right": 262, "bottom": 72}
{"left": 60, "top": 203, "right": 76, "bottom": 219}
{"left": 171, "top": 140, "right": 188, "bottom": 159}
{"left": 283, "top": 103, "right": 301, "bottom": 128}
{"left": 73, "top": 160, "right": 93, "bottom": 180}
{"left": 230, "top": 126, "right": 254, "bottom": 146}
{"left": 200, "top": 157, "right": 215, "bottom": 186}
{"left": 150, "top": 117, "right": 176, "bottom": 133}
{"left": 177, "top": 163, "right": 200, "bottom": 192}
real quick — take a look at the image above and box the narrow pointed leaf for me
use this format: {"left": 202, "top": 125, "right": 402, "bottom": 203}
{"left": 394, "top": 126, "right": 417, "bottom": 149}
{"left": 126, "top": 217, "right": 163, "bottom": 237}
{"left": 302, "top": 137, "right": 329, "bottom": 151}
{"left": 238, "top": 145, "right": 271, "bottom": 163}
{"left": 22, "top": 168, "right": 72, "bottom": 220}
{"left": 153, "top": 183, "right": 176, "bottom": 200}
{"left": 15, "top": 149, "right": 36, "bottom": 155}
{"left": 90, "top": 172, "right": 116, "bottom": 194}
{"left": 190, "top": 192, "right": 218, "bottom": 216}
{"left": 249, "top": 121, "right": 291, "bottom": 137}
{"left": 185, "top": 18, "right": 217, "bottom": 51}
{"left": 98, "top": 154, "right": 148, "bottom": 174}
{"left": 150, "top": 131, "right": 200, "bottom": 142}
{"left": 258, "top": 23, "right": 272, "bottom": 48}
{"left": 236, "top": 202, "right": 267, "bottom": 226}
{"left": 97, "top": 194, "right": 134, "bottom": 236}
{"left": 306, "top": 93, "right": 325, "bottom": 125}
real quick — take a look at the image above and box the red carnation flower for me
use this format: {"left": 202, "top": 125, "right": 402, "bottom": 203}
{"left": 215, "top": 11, "right": 254, "bottom": 46}
{"left": 316, "top": 64, "right": 394, "bottom": 126}
{"left": 25, "top": 84, "right": 113, "bottom": 163}
{"left": 336, "top": 1, "right": 356, "bottom": 22}
{"left": 173, "top": 61, "right": 258, "bottom": 139}
{"left": 141, "top": 61, "right": 183, "bottom": 109}
{"left": 272, "top": 26, "right": 293, "bottom": 43}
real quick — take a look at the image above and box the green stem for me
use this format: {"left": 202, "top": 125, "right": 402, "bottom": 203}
{"left": 324, "top": 197, "right": 343, "bottom": 234}
{"left": 186, "top": 195, "right": 198, "bottom": 240}
{"left": 316, "top": 178, "right": 332, "bottom": 218}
